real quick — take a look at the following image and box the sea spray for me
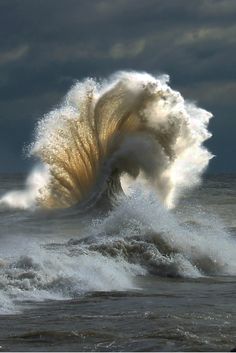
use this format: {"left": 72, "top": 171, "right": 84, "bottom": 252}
{"left": 0, "top": 71, "right": 213, "bottom": 210}
{"left": 0, "top": 165, "right": 50, "bottom": 210}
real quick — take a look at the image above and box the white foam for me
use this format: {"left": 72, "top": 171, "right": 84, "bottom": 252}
{"left": 0, "top": 236, "right": 144, "bottom": 314}
{"left": 92, "top": 184, "right": 236, "bottom": 277}
{"left": 0, "top": 165, "right": 50, "bottom": 210}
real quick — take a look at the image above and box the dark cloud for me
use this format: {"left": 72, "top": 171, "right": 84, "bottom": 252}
{"left": 0, "top": 0, "right": 235, "bottom": 172}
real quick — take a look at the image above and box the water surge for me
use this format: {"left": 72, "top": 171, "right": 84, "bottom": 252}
{"left": 0, "top": 71, "right": 212, "bottom": 210}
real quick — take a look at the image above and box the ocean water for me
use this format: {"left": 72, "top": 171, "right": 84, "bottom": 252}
{"left": 0, "top": 173, "right": 235, "bottom": 352}
{"left": 0, "top": 71, "right": 234, "bottom": 351}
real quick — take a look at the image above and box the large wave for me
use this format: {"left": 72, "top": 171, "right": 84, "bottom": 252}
{"left": 3, "top": 72, "right": 236, "bottom": 317}
{"left": 0, "top": 71, "right": 212, "bottom": 210}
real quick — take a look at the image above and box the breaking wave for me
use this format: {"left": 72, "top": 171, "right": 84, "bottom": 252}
{"left": 0, "top": 71, "right": 212, "bottom": 210}
{"left": 1, "top": 186, "right": 236, "bottom": 314}
{"left": 3, "top": 71, "right": 233, "bottom": 315}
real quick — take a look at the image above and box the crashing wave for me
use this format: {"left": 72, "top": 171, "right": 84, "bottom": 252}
{"left": 0, "top": 71, "right": 212, "bottom": 210}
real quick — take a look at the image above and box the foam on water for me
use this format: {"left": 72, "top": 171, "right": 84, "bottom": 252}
{"left": 0, "top": 236, "right": 145, "bottom": 314}
{"left": 90, "top": 185, "right": 236, "bottom": 276}
{"left": 0, "top": 185, "right": 236, "bottom": 314}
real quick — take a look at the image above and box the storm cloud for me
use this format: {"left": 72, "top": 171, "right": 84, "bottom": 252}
{"left": 0, "top": 0, "right": 236, "bottom": 172}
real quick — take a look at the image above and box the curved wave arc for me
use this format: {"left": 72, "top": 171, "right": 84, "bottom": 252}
{"left": 0, "top": 71, "right": 213, "bottom": 210}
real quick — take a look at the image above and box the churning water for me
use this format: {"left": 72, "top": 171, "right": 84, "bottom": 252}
{"left": 0, "top": 72, "right": 235, "bottom": 352}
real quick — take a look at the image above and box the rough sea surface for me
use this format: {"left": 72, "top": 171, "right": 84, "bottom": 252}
{"left": 0, "top": 173, "right": 235, "bottom": 352}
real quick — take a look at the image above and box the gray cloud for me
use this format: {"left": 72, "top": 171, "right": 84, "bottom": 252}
{"left": 0, "top": 0, "right": 235, "bottom": 172}
{"left": 0, "top": 44, "right": 29, "bottom": 65}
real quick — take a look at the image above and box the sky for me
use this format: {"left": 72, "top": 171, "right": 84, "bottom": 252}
{"left": 0, "top": 0, "right": 235, "bottom": 173}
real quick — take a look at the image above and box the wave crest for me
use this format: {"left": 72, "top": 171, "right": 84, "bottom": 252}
{"left": 1, "top": 71, "right": 213, "bottom": 210}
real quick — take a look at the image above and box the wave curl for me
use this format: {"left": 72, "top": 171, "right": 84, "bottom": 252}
{"left": 1, "top": 71, "right": 213, "bottom": 210}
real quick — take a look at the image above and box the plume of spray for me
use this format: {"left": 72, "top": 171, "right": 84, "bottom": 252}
{"left": 0, "top": 71, "right": 213, "bottom": 210}
{"left": 0, "top": 165, "right": 50, "bottom": 210}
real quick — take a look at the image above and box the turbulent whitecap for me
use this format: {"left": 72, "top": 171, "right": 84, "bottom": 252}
{"left": 0, "top": 71, "right": 212, "bottom": 210}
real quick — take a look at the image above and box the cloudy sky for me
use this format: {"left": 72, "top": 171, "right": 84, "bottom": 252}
{"left": 0, "top": 0, "right": 235, "bottom": 172}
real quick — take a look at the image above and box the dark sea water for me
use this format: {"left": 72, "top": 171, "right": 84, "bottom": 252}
{"left": 0, "top": 174, "right": 236, "bottom": 352}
